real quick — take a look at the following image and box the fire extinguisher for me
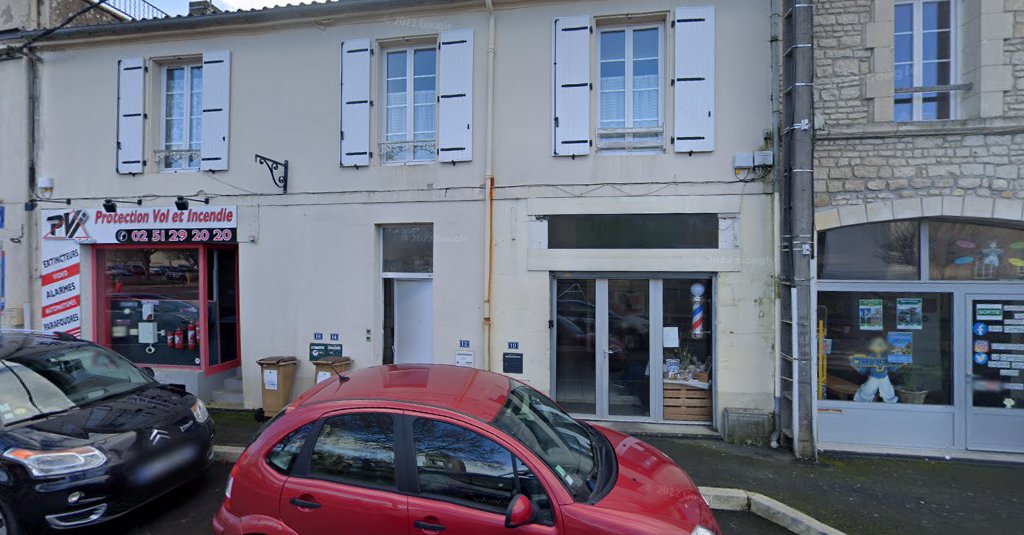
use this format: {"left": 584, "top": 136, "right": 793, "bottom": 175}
{"left": 167, "top": 331, "right": 174, "bottom": 348}
{"left": 174, "top": 326, "right": 185, "bottom": 350}
{"left": 187, "top": 323, "right": 197, "bottom": 350}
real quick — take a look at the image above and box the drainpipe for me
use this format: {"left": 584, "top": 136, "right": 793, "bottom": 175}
{"left": 481, "top": 0, "right": 496, "bottom": 371}
{"left": 769, "top": 0, "right": 783, "bottom": 449}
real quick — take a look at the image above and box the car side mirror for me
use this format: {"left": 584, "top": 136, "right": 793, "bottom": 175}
{"left": 141, "top": 367, "right": 156, "bottom": 378}
{"left": 505, "top": 494, "right": 534, "bottom": 528}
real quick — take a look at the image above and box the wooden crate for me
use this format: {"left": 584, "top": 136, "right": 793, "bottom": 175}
{"left": 663, "top": 383, "right": 712, "bottom": 422}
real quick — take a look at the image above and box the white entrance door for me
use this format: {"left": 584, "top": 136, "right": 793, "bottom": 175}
{"left": 394, "top": 279, "right": 433, "bottom": 364}
{"left": 965, "top": 295, "right": 1024, "bottom": 453}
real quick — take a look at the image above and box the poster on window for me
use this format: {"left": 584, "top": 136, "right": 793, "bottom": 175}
{"left": 972, "top": 300, "right": 1024, "bottom": 409}
{"left": 896, "top": 298, "right": 923, "bottom": 330}
{"left": 886, "top": 332, "right": 913, "bottom": 364}
{"left": 858, "top": 299, "right": 883, "bottom": 331}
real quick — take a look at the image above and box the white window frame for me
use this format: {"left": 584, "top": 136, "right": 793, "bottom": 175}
{"left": 894, "top": 0, "right": 958, "bottom": 122}
{"left": 158, "top": 63, "right": 203, "bottom": 172}
{"left": 596, "top": 24, "right": 665, "bottom": 152}
{"left": 381, "top": 45, "right": 438, "bottom": 165}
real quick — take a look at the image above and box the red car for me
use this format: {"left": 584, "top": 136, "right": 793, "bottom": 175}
{"left": 213, "top": 365, "right": 719, "bottom": 535}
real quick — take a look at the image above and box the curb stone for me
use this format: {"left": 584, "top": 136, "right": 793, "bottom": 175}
{"left": 212, "top": 447, "right": 844, "bottom": 535}
{"left": 699, "top": 487, "right": 846, "bottom": 535}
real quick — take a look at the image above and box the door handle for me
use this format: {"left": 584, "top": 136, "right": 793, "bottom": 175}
{"left": 290, "top": 497, "right": 321, "bottom": 509}
{"left": 414, "top": 520, "right": 447, "bottom": 532}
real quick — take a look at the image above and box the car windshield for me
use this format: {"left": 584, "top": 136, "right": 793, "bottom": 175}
{"left": 492, "top": 384, "right": 598, "bottom": 501}
{"left": 0, "top": 345, "right": 151, "bottom": 426}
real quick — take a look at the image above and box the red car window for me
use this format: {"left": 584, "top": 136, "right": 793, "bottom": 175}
{"left": 266, "top": 423, "right": 313, "bottom": 475}
{"left": 411, "top": 418, "right": 553, "bottom": 524}
{"left": 308, "top": 413, "right": 397, "bottom": 490}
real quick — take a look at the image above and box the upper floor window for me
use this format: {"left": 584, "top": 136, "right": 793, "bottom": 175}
{"left": 894, "top": 1, "right": 954, "bottom": 121}
{"left": 161, "top": 64, "right": 203, "bottom": 170}
{"left": 597, "top": 25, "right": 663, "bottom": 151}
{"left": 382, "top": 47, "right": 437, "bottom": 164}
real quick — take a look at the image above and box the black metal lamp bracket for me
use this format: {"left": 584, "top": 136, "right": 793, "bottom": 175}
{"left": 254, "top": 154, "right": 288, "bottom": 194}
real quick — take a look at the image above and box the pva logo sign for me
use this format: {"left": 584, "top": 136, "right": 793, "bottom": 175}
{"left": 45, "top": 210, "right": 92, "bottom": 241}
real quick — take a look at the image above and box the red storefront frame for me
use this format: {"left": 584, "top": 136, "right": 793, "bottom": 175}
{"left": 92, "top": 243, "right": 241, "bottom": 376}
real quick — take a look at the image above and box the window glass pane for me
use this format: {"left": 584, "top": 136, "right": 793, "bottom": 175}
{"left": 819, "top": 291, "right": 952, "bottom": 405}
{"left": 894, "top": 4, "right": 913, "bottom": 33}
{"left": 387, "top": 51, "right": 406, "bottom": 78}
{"left": 102, "top": 248, "right": 201, "bottom": 366}
{"left": 413, "top": 48, "right": 436, "bottom": 77}
{"left": 412, "top": 418, "right": 516, "bottom": 513}
{"left": 923, "top": 1, "right": 950, "bottom": 30}
{"left": 662, "top": 278, "right": 713, "bottom": 388}
{"left": 555, "top": 279, "right": 597, "bottom": 414}
{"left": 166, "top": 67, "right": 185, "bottom": 93}
{"left": 608, "top": 279, "right": 650, "bottom": 417}
{"left": 382, "top": 224, "right": 433, "bottom": 273}
{"left": 894, "top": 64, "right": 913, "bottom": 89}
{"left": 547, "top": 214, "right": 718, "bottom": 249}
{"left": 922, "top": 31, "right": 950, "bottom": 61}
{"left": 267, "top": 423, "right": 313, "bottom": 474}
{"left": 309, "top": 414, "right": 396, "bottom": 489}
{"left": 600, "top": 30, "right": 625, "bottom": 60}
{"left": 894, "top": 96, "right": 913, "bottom": 122}
{"left": 817, "top": 222, "right": 920, "bottom": 280}
{"left": 190, "top": 66, "right": 203, "bottom": 94}
{"left": 922, "top": 61, "right": 950, "bottom": 86}
{"left": 920, "top": 91, "right": 950, "bottom": 120}
{"left": 894, "top": 34, "right": 913, "bottom": 63}
{"left": 632, "top": 28, "right": 658, "bottom": 59}
{"left": 970, "top": 299, "right": 1024, "bottom": 409}
{"left": 514, "top": 458, "right": 554, "bottom": 525}
{"left": 928, "top": 221, "right": 1024, "bottom": 281}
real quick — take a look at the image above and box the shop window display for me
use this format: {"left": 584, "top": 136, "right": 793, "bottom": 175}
{"left": 101, "top": 248, "right": 202, "bottom": 366}
{"left": 928, "top": 221, "right": 1024, "bottom": 281}
{"left": 817, "top": 221, "right": 920, "bottom": 280}
{"left": 818, "top": 292, "right": 952, "bottom": 405}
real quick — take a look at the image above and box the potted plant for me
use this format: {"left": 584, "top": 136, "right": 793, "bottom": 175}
{"left": 895, "top": 366, "right": 931, "bottom": 404}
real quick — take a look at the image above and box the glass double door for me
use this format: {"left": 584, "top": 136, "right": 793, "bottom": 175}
{"left": 965, "top": 295, "right": 1024, "bottom": 453}
{"left": 554, "top": 278, "right": 652, "bottom": 419}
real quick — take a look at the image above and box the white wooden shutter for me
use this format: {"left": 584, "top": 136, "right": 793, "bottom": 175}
{"left": 200, "top": 50, "right": 230, "bottom": 171}
{"left": 552, "top": 16, "right": 591, "bottom": 157}
{"left": 340, "top": 39, "right": 372, "bottom": 167}
{"left": 116, "top": 57, "right": 145, "bottom": 175}
{"left": 673, "top": 6, "right": 715, "bottom": 153}
{"left": 438, "top": 29, "right": 473, "bottom": 163}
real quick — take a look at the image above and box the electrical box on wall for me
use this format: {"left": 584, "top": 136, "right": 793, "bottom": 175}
{"left": 754, "top": 151, "right": 774, "bottom": 167}
{"left": 733, "top": 152, "right": 754, "bottom": 169}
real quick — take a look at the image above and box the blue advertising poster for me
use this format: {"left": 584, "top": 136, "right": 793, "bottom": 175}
{"left": 0, "top": 206, "right": 5, "bottom": 229}
{"left": 886, "top": 331, "right": 913, "bottom": 364}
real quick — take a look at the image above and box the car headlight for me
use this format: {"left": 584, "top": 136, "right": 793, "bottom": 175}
{"left": 3, "top": 447, "right": 107, "bottom": 478}
{"left": 691, "top": 527, "right": 717, "bottom": 535}
{"left": 191, "top": 399, "right": 209, "bottom": 424}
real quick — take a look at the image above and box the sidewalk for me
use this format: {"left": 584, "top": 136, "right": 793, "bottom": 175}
{"left": 644, "top": 436, "right": 1023, "bottom": 535}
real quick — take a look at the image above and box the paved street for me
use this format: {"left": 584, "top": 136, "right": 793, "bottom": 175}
{"left": 60, "top": 459, "right": 783, "bottom": 535}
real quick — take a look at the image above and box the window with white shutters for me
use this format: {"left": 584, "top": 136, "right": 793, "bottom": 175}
{"left": 673, "top": 6, "right": 715, "bottom": 153}
{"left": 116, "top": 57, "right": 146, "bottom": 175}
{"left": 552, "top": 16, "right": 591, "bottom": 157}
{"left": 341, "top": 39, "right": 372, "bottom": 167}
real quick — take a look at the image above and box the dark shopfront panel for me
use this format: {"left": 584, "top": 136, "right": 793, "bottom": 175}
{"left": 94, "top": 244, "right": 239, "bottom": 373}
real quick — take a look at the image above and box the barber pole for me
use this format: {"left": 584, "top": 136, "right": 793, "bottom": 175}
{"left": 690, "top": 282, "right": 706, "bottom": 339}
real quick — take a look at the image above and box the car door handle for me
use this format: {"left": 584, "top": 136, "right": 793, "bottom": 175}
{"left": 290, "top": 497, "right": 321, "bottom": 509}
{"left": 414, "top": 520, "right": 447, "bottom": 532}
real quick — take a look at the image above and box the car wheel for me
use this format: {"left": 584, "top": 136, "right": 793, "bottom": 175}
{"left": 0, "top": 500, "right": 21, "bottom": 535}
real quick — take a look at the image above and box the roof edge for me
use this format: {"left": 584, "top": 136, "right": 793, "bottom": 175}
{"left": 0, "top": 0, "right": 475, "bottom": 45}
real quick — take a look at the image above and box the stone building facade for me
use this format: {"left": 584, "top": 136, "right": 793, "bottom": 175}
{"left": 811, "top": 0, "right": 1024, "bottom": 455}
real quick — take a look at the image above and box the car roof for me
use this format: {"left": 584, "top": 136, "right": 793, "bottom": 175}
{"left": 0, "top": 330, "right": 89, "bottom": 360}
{"left": 302, "top": 364, "right": 513, "bottom": 422}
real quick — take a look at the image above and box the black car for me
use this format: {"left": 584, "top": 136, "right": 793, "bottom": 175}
{"left": 0, "top": 331, "right": 215, "bottom": 533}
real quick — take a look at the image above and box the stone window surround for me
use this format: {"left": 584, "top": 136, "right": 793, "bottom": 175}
{"left": 815, "top": 195, "right": 1024, "bottom": 231}
{"left": 864, "top": 0, "right": 1014, "bottom": 122}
